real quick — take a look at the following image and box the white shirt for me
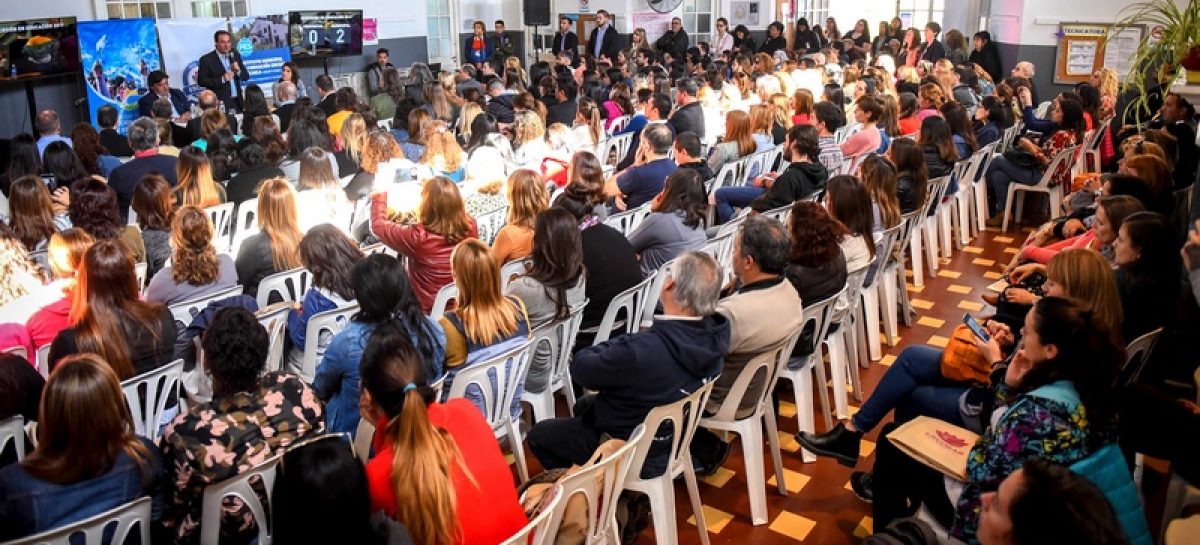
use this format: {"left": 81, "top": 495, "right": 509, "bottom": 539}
{"left": 712, "top": 32, "right": 734, "bottom": 56}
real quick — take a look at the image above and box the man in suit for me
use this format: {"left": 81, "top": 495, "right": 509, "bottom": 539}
{"left": 273, "top": 81, "right": 298, "bottom": 133}
{"left": 185, "top": 90, "right": 239, "bottom": 143}
{"left": 588, "top": 9, "right": 621, "bottom": 61}
{"left": 546, "top": 77, "right": 579, "bottom": 127}
{"left": 197, "top": 30, "right": 250, "bottom": 112}
{"left": 137, "top": 70, "right": 191, "bottom": 120}
{"left": 655, "top": 17, "right": 689, "bottom": 61}
{"left": 314, "top": 74, "right": 337, "bottom": 117}
{"left": 667, "top": 77, "right": 704, "bottom": 138}
{"left": 551, "top": 16, "right": 579, "bottom": 66}
{"left": 365, "top": 48, "right": 393, "bottom": 97}
{"left": 107, "top": 117, "right": 178, "bottom": 222}
{"left": 97, "top": 104, "right": 134, "bottom": 157}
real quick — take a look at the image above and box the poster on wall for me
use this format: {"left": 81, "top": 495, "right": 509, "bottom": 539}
{"left": 229, "top": 15, "right": 290, "bottom": 93}
{"left": 631, "top": 12, "right": 673, "bottom": 43}
{"left": 729, "top": 2, "right": 760, "bottom": 27}
{"left": 77, "top": 18, "right": 162, "bottom": 132}
{"left": 158, "top": 18, "right": 226, "bottom": 107}
{"left": 363, "top": 18, "right": 378, "bottom": 45}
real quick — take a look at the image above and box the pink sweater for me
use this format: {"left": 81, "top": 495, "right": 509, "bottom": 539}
{"left": 840, "top": 126, "right": 882, "bottom": 158}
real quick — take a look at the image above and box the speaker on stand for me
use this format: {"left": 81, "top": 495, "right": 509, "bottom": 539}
{"left": 524, "top": 0, "right": 551, "bottom": 64}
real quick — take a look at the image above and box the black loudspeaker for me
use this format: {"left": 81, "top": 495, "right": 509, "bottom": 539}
{"left": 524, "top": 0, "right": 551, "bottom": 26}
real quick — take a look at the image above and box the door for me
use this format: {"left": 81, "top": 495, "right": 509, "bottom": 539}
{"left": 426, "top": 0, "right": 457, "bottom": 68}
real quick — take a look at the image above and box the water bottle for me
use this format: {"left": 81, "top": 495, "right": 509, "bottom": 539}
{"left": 9, "top": 65, "right": 16, "bottom": 79}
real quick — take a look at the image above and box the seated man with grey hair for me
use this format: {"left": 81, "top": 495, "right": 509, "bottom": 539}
{"left": 690, "top": 215, "right": 804, "bottom": 475}
{"left": 605, "top": 121, "right": 678, "bottom": 210}
{"left": 107, "top": 116, "right": 179, "bottom": 222}
{"left": 273, "top": 80, "right": 298, "bottom": 133}
{"left": 528, "top": 250, "right": 731, "bottom": 480}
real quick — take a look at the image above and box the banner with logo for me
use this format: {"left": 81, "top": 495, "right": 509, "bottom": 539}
{"left": 158, "top": 18, "right": 227, "bottom": 107}
{"left": 77, "top": 18, "right": 163, "bottom": 132}
{"left": 228, "top": 15, "right": 290, "bottom": 95}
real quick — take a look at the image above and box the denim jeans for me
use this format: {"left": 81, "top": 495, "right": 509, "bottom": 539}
{"left": 713, "top": 185, "right": 765, "bottom": 223}
{"left": 850, "top": 344, "right": 970, "bottom": 433}
{"left": 986, "top": 155, "right": 1041, "bottom": 216}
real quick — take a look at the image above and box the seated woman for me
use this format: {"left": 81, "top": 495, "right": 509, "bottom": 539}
{"left": 143, "top": 206, "right": 238, "bottom": 306}
{"left": 438, "top": 240, "right": 531, "bottom": 419}
{"left": 345, "top": 131, "right": 406, "bottom": 203}
{"left": 464, "top": 113, "right": 517, "bottom": 179}
{"left": 505, "top": 208, "right": 587, "bottom": 394}
{"left": 295, "top": 147, "right": 354, "bottom": 234}
{"left": 0, "top": 227, "right": 46, "bottom": 336}
{"left": 371, "top": 177, "right": 478, "bottom": 312}
{"left": 286, "top": 225, "right": 363, "bottom": 370}
{"left": 49, "top": 240, "right": 176, "bottom": 379}
{"left": 131, "top": 174, "right": 175, "bottom": 281}
{"left": 897, "top": 92, "right": 921, "bottom": 136}
{"left": 315, "top": 254, "right": 446, "bottom": 435}
{"left": 785, "top": 201, "right": 848, "bottom": 304}
{"left": 490, "top": 169, "right": 548, "bottom": 265}
{"left": 941, "top": 101, "right": 979, "bottom": 161}
{"left": 573, "top": 97, "right": 603, "bottom": 152}
{"left": 334, "top": 113, "right": 368, "bottom": 178}
{"left": 628, "top": 169, "right": 708, "bottom": 276}
{"left": 25, "top": 229, "right": 93, "bottom": 350}
{"left": 69, "top": 178, "right": 145, "bottom": 263}
{"left": 1011, "top": 194, "right": 1142, "bottom": 267}
{"left": 974, "top": 96, "right": 1006, "bottom": 148}
{"left": 280, "top": 107, "right": 335, "bottom": 182}
{"left": 707, "top": 110, "right": 757, "bottom": 176}
{"left": 986, "top": 99, "right": 1084, "bottom": 223}
{"left": 918, "top": 115, "right": 960, "bottom": 180}
{"left": 915, "top": 82, "right": 946, "bottom": 123}
{"left": 889, "top": 138, "right": 930, "bottom": 214}
{"left": 235, "top": 178, "right": 303, "bottom": 297}
{"left": 839, "top": 96, "right": 883, "bottom": 160}
{"left": 418, "top": 121, "right": 468, "bottom": 183}
{"left": 360, "top": 322, "right": 527, "bottom": 545}
{"left": 859, "top": 154, "right": 903, "bottom": 232}
{"left": 400, "top": 108, "right": 431, "bottom": 163}
{"left": 824, "top": 175, "right": 875, "bottom": 273}
{"left": 748, "top": 104, "right": 776, "bottom": 154}
{"left": 0, "top": 354, "right": 161, "bottom": 541}
{"left": 512, "top": 111, "right": 551, "bottom": 171}
{"left": 160, "top": 307, "right": 324, "bottom": 545}
{"left": 1112, "top": 211, "right": 1182, "bottom": 344}
{"left": 175, "top": 146, "right": 227, "bottom": 209}
{"left": 273, "top": 435, "right": 412, "bottom": 545}
{"left": 7, "top": 175, "right": 70, "bottom": 253}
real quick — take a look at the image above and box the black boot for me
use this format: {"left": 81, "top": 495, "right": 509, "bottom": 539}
{"left": 849, "top": 471, "right": 874, "bottom": 503}
{"left": 796, "top": 422, "right": 862, "bottom": 466}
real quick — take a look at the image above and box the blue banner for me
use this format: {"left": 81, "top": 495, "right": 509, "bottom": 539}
{"left": 77, "top": 18, "right": 162, "bottom": 133}
{"left": 229, "top": 15, "right": 290, "bottom": 93}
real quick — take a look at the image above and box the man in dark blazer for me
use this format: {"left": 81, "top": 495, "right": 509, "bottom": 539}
{"left": 655, "top": 18, "right": 689, "bottom": 61}
{"left": 667, "top": 77, "right": 705, "bottom": 138}
{"left": 107, "top": 117, "right": 178, "bottom": 222}
{"left": 185, "top": 90, "right": 239, "bottom": 142}
{"left": 314, "top": 74, "right": 337, "bottom": 117}
{"left": 97, "top": 104, "right": 134, "bottom": 157}
{"left": 587, "top": 10, "right": 621, "bottom": 61}
{"left": 546, "top": 77, "right": 579, "bottom": 127}
{"left": 196, "top": 30, "right": 250, "bottom": 112}
{"left": 137, "top": 70, "right": 190, "bottom": 119}
{"left": 552, "top": 16, "right": 579, "bottom": 66}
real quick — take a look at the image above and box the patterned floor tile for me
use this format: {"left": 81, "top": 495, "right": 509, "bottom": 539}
{"left": 983, "top": 271, "right": 1004, "bottom": 280}
{"left": 911, "top": 298, "right": 934, "bottom": 310}
{"left": 778, "top": 401, "right": 797, "bottom": 419}
{"left": 957, "top": 300, "right": 984, "bottom": 312}
{"left": 768, "top": 512, "right": 818, "bottom": 542}
{"left": 767, "top": 468, "right": 813, "bottom": 494}
{"left": 972, "top": 258, "right": 996, "bottom": 267}
{"left": 928, "top": 335, "right": 950, "bottom": 348}
{"left": 947, "top": 284, "right": 972, "bottom": 294}
{"left": 853, "top": 517, "right": 874, "bottom": 538}
{"left": 687, "top": 505, "right": 735, "bottom": 534}
{"left": 700, "top": 467, "right": 737, "bottom": 488}
{"left": 993, "top": 236, "right": 1015, "bottom": 243}
{"left": 860, "top": 439, "right": 876, "bottom": 457}
{"left": 937, "top": 270, "right": 962, "bottom": 279}
{"left": 879, "top": 354, "right": 897, "bottom": 366}
{"left": 917, "top": 316, "right": 945, "bottom": 328}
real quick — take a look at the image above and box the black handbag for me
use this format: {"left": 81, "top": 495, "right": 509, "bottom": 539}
{"left": 1003, "top": 149, "right": 1040, "bottom": 169}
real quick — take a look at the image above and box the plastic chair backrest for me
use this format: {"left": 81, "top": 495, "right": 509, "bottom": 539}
{"left": 299, "top": 303, "right": 360, "bottom": 382}
{"left": 0, "top": 415, "right": 25, "bottom": 462}
{"left": 890, "top": 209, "right": 924, "bottom": 269}
{"left": 625, "top": 381, "right": 716, "bottom": 482}
{"left": 1036, "top": 145, "right": 1079, "bottom": 187}
{"left": 167, "top": 285, "right": 245, "bottom": 332}
{"left": 354, "top": 418, "right": 376, "bottom": 463}
{"left": 864, "top": 222, "right": 903, "bottom": 288}
{"left": 603, "top": 207, "right": 643, "bottom": 237}
{"left": 256, "top": 268, "right": 311, "bottom": 307}
{"left": 503, "top": 484, "right": 564, "bottom": 545}
{"left": 608, "top": 115, "right": 631, "bottom": 134}
{"left": 708, "top": 160, "right": 741, "bottom": 194}
{"left": 475, "top": 206, "right": 510, "bottom": 245}
{"left": 199, "top": 456, "right": 279, "bottom": 545}
{"left": 500, "top": 259, "right": 531, "bottom": 290}
{"left": 135, "top": 262, "right": 148, "bottom": 290}
{"left": 4, "top": 496, "right": 152, "bottom": 545}
{"left": 543, "top": 426, "right": 645, "bottom": 545}
{"left": 791, "top": 289, "right": 842, "bottom": 367}
{"left": 445, "top": 340, "right": 532, "bottom": 430}
{"left": 640, "top": 259, "right": 675, "bottom": 328}
{"left": 232, "top": 197, "right": 259, "bottom": 252}
{"left": 120, "top": 359, "right": 184, "bottom": 441}
{"left": 34, "top": 344, "right": 51, "bottom": 378}
{"left": 205, "top": 202, "right": 236, "bottom": 251}
{"left": 531, "top": 303, "right": 588, "bottom": 391}
{"left": 763, "top": 203, "right": 791, "bottom": 224}
{"left": 361, "top": 242, "right": 396, "bottom": 257}
{"left": 592, "top": 275, "right": 654, "bottom": 345}
{"left": 428, "top": 283, "right": 459, "bottom": 320}
{"left": 706, "top": 332, "right": 800, "bottom": 422}
{"left": 256, "top": 304, "right": 292, "bottom": 372}
{"left": 1121, "top": 327, "right": 1164, "bottom": 387}
{"left": 2, "top": 345, "right": 27, "bottom": 360}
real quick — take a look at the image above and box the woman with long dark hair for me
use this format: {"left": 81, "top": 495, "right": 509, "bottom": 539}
{"left": 628, "top": 169, "right": 708, "bottom": 276}
{"left": 824, "top": 175, "right": 875, "bottom": 273}
{"left": 41, "top": 141, "right": 88, "bottom": 190}
{"left": 986, "top": 99, "right": 1084, "bottom": 222}
{"left": 226, "top": 139, "right": 285, "bottom": 205}
{"left": 235, "top": 178, "right": 303, "bottom": 297}
{"left": 316, "top": 253, "right": 446, "bottom": 435}
{"left": 286, "top": 224, "right": 364, "bottom": 371}
{"left": 1112, "top": 212, "right": 1182, "bottom": 343}
{"left": 175, "top": 146, "right": 227, "bottom": 208}
{"left": 130, "top": 173, "right": 175, "bottom": 280}
{"left": 279, "top": 61, "right": 307, "bottom": 98}
{"left": 7, "top": 175, "right": 70, "bottom": 252}
{"left": 68, "top": 178, "right": 146, "bottom": 263}
{"left": 888, "top": 137, "right": 929, "bottom": 213}
{"left": 240, "top": 84, "right": 271, "bottom": 138}
{"left": 3, "top": 133, "right": 41, "bottom": 196}
{"left": 785, "top": 201, "right": 849, "bottom": 304}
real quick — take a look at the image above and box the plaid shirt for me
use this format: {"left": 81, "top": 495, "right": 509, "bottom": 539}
{"left": 818, "top": 135, "right": 844, "bottom": 173}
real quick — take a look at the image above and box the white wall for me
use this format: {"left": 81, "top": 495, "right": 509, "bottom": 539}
{"left": 1008, "top": 0, "right": 1190, "bottom": 46}
{"left": 9, "top": 0, "right": 94, "bottom": 20}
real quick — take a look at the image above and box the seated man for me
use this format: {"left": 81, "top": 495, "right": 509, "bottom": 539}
{"left": 527, "top": 251, "right": 730, "bottom": 479}
{"left": 138, "top": 70, "right": 190, "bottom": 121}
{"left": 184, "top": 90, "right": 239, "bottom": 142}
{"left": 605, "top": 122, "right": 677, "bottom": 211}
{"left": 690, "top": 215, "right": 803, "bottom": 474}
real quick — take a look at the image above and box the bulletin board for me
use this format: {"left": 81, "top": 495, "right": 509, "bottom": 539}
{"left": 1053, "top": 22, "right": 1146, "bottom": 84}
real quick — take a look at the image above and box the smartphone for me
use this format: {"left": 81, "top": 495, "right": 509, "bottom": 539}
{"left": 962, "top": 314, "right": 991, "bottom": 343}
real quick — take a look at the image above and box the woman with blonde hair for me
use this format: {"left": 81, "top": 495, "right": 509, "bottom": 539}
{"left": 895, "top": 65, "right": 921, "bottom": 95}
{"left": 143, "top": 206, "right": 238, "bottom": 306}
{"left": 175, "top": 146, "right": 227, "bottom": 208}
{"left": 335, "top": 113, "right": 369, "bottom": 176}
{"left": 708, "top": 110, "right": 757, "bottom": 174}
{"left": 235, "top": 178, "right": 303, "bottom": 296}
{"left": 346, "top": 132, "right": 404, "bottom": 202}
{"left": 419, "top": 121, "right": 468, "bottom": 182}
{"left": 916, "top": 82, "right": 946, "bottom": 122}
{"left": 769, "top": 93, "right": 794, "bottom": 140}
{"left": 361, "top": 318, "right": 526, "bottom": 545}
{"left": 512, "top": 110, "right": 550, "bottom": 170}
{"left": 370, "top": 176, "right": 478, "bottom": 312}
{"left": 457, "top": 101, "right": 483, "bottom": 143}
{"left": 424, "top": 82, "right": 458, "bottom": 124}
{"left": 491, "top": 169, "right": 549, "bottom": 264}
{"left": 629, "top": 28, "right": 649, "bottom": 51}
{"left": 438, "top": 71, "right": 465, "bottom": 106}
{"left": 25, "top": 228, "right": 94, "bottom": 349}
{"left": 193, "top": 108, "right": 229, "bottom": 148}
{"left": 573, "top": 97, "right": 603, "bottom": 151}
{"left": 1091, "top": 67, "right": 1119, "bottom": 119}
{"left": 748, "top": 103, "right": 776, "bottom": 152}
{"left": 0, "top": 354, "right": 161, "bottom": 540}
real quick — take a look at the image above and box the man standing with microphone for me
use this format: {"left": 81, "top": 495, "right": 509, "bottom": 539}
{"left": 198, "top": 30, "right": 250, "bottom": 113}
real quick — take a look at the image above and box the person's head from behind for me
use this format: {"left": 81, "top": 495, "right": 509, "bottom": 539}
{"left": 662, "top": 251, "right": 722, "bottom": 317}
{"left": 788, "top": 201, "right": 847, "bottom": 268}
{"left": 978, "top": 459, "right": 1129, "bottom": 545}
{"left": 1120, "top": 154, "right": 1172, "bottom": 197}
{"left": 22, "top": 353, "right": 150, "bottom": 484}
{"left": 733, "top": 215, "right": 790, "bottom": 281}
{"left": 642, "top": 122, "right": 675, "bottom": 156}
{"left": 565, "top": 150, "right": 606, "bottom": 207}
{"left": 97, "top": 105, "right": 119, "bottom": 130}
{"left": 36, "top": 109, "right": 61, "bottom": 137}
{"left": 255, "top": 178, "right": 302, "bottom": 270}
{"left": 1042, "top": 249, "right": 1122, "bottom": 336}
{"left": 70, "top": 240, "right": 150, "bottom": 378}
{"left": 451, "top": 239, "right": 520, "bottom": 344}
{"left": 47, "top": 228, "right": 93, "bottom": 281}
{"left": 8, "top": 176, "right": 57, "bottom": 250}
{"left": 919, "top": 115, "right": 959, "bottom": 163}
{"left": 813, "top": 100, "right": 846, "bottom": 136}
{"left": 859, "top": 154, "right": 902, "bottom": 227}
{"left": 202, "top": 307, "right": 268, "bottom": 397}
{"left": 419, "top": 176, "right": 472, "bottom": 243}
{"left": 528, "top": 207, "right": 585, "bottom": 320}
{"left": 274, "top": 435, "right": 383, "bottom": 544}
{"left": 299, "top": 224, "right": 362, "bottom": 302}
{"left": 653, "top": 169, "right": 707, "bottom": 229}
{"left": 132, "top": 173, "right": 175, "bottom": 232}
{"left": 170, "top": 206, "right": 218, "bottom": 285}
{"left": 68, "top": 178, "right": 123, "bottom": 240}
{"left": 823, "top": 175, "right": 875, "bottom": 254}
{"left": 506, "top": 169, "right": 549, "bottom": 230}
{"left": 126, "top": 117, "right": 159, "bottom": 153}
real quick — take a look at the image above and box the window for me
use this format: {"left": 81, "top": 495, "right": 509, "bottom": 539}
{"left": 796, "top": 0, "right": 831, "bottom": 27}
{"left": 191, "top": 0, "right": 248, "bottom": 18}
{"left": 896, "top": 0, "right": 944, "bottom": 32}
{"left": 105, "top": 0, "right": 172, "bottom": 19}
{"left": 681, "top": 0, "right": 712, "bottom": 47}
{"left": 426, "top": 0, "right": 455, "bottom": 66}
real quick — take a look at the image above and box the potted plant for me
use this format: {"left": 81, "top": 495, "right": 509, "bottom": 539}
{"left": 1109, "top": 0, "right": 1200, "bottom": 121}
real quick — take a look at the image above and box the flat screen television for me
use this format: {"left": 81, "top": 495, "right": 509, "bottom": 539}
{"left": 0, "top": 17, "right": 80, "bottom": 82}
{"left": 287, "top": 10, "right": 363, "bottom": 58}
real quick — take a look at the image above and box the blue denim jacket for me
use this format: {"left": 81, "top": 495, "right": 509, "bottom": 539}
{"left": 313, "top": 318, "right": 447, "bottom": 435}
{"left": 0, "top": 436, "right": 162, "bottom": 541}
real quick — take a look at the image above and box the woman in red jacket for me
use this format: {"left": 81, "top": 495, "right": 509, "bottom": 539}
{"left": 360, "top": 321, "right": 527, "bottom": 545}
{"left": 370, "top": 177, "right": 478, "bottom": 312}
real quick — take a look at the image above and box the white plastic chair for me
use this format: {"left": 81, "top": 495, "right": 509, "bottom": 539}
{"left": 445, "top": 340, "right": 533, "bottom": 482}
{"left": 639, "top": 259, "right": 676, "bottom": 329}
{"left": 881, "top": 211, "right": 924, "bottom": 345}
{"left": 167, "top": 285, "right": 245, "bottom": 332}
{"left": 920, "top": 176, "right": 953, "bottom": 279}
{"left": 588, "top": 275, "right": 655, "bottom": 346}
{"left": 1, "top": 415, "right": 25, "bottom": 461}
{"left": 255, "top": 267, "right": 311, "bottom": 307}
{"left": 298, "top": 303, "right": 360, "bottom": 382}
{"left": 762, "top": 203, "right": 791, "bottom": 224}
{"left": 603, "top": 201, "right": 652, "bottom": 237}
{"left": 120, "top": 359, "right": 184, "bottom": 442}
{"left": 205, "top": 202, "right": 236, "bottom": 254}
{"left": 361, "top": 242, "right": 397, "bottom": 257}
{"left": 542, "top": 426, "right": 645, "bottom": 545}
{"left": 34, "top": 344, "right": 51, "bottom": 378}
{"left": 135, "top": 262, "right": 148, "bottom": 290}
{"left": 4, "top": 496, "right": 152, "bottom": 545}
{"left": 231, "top": 197, "right": 259, "bottom": 253}
{"left": 503, "top": 485, "right": 564, "bottom": 545}
{"left": 622, "top": 382, "right": 716, "bottom": 545}
{"left": 256, "top": 303, "right": 292, "bottom": 373}
{"left": 1001, "top": 146, "right": 1078, "bottom": 232}
{"left": 520, "top": 303, "right": 587, "bottom": 423}
{"left": 199, "top": 456, "right": 280, "bottom": 545}
{"left": 706, "top": 159, "right": 741, "bottom": 195}
{"left": 598, "top": 132, "right": 634, "bottom": 166}
{"left": 971, "top": 144, "right": 1000, "bottom": 235}
{"left": 827, "top": 270, "right": 868, "bottom": 419}
{"left": 776, "top": 289, "right": 842, "bottom": 463}
{"left": 353, "top": 417, "right": 376, "bottom": 463}
{"left": 475, "top": 206, "right": 510, "bottom": 245}
{"left": 2, "top": 345, "right": 27, "bottom": 360}
{"left": 499, "top": 258, "right": 531, "bottom": 289}
{"left": 428, "top": 282, "right": 458, "bottom": 320}
{"left": 699, "top": 333, "right": 800, "bottom": 525}
{"left": 858, "top": 223, "right": 903, "bottom": 362}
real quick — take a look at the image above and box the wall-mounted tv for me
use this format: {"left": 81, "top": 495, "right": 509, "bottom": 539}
{"left": 0, "top": 17, "right": 80, "bottom": 82}
{"left": 288, "top": 10, "right": 363, "bottom": 58}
